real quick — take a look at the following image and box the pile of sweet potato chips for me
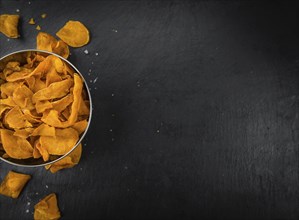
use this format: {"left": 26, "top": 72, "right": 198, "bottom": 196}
{"left": 0, "top": 51, "right": 90, "bottom": 164}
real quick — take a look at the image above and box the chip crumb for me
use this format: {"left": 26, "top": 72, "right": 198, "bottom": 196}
{"left": 41, "top": 13, "right": 47, "bottom": 19}
{"left": 93, "top": 77, "right": 98, "bottom": 83}
{"left": 36, "top": 25, "right": 41, "bottom": 30}
{"left": 28, "top": 18, "right": 35, "bottom": 25}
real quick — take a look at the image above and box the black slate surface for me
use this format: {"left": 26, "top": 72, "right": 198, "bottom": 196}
{"left": 1, "top": 1, "right": 299, "bottom": 219}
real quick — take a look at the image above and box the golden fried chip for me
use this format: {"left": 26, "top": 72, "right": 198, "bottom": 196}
{"left": 40, "top": 127, "right": 78, "bottom": 155}
{"left": 56, "top": 20, "right": 89, "bottom": 47}
{"left": 12, "top": 84, "right": 34, "bottom": 109}
{"left": 72, "top": 120, "right": 88, "bottom": 135}
{"left": 34, "top": 193, "right": 61, "bottom": 220}
{"left": 0, "top": 14, "right": 19, "bottom": 38}
{"left": 35, "top": 139, "right": 49, "bottom": 161}
{"left": 13, "top": 128, "right": 34, "bottom": 138}
{"left": 37, "top": 32, "right": 70, "bottom": 59}
{"left": 41, "top": 14, "right": 47, "bottom": 19}
{"left": 35, "top": 100, "right": 53, "bottom": 114}
{"left": 1, "top": 129, "right": 33, "bottom": 159}
{"left": 52, "top": 94, "right": 73, "bottom": 113}
{"left": 32, "top": 77, "right": 73, "bottom": 103}
{"left": 45, "top": 143, "right": 82, "bottom": 173}
{"left": 5, "top": 106, "right": 32, "bottom": 129}
{"left": 36, "top": 25, "right": 41, "bottom": 30}
{"left": 31, "top": 124, "right": 55, "bottom": 137}
{"left": 0, "top": 171, "right": 31, "bottom": 198}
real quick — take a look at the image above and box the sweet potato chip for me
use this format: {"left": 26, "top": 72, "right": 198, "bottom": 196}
{"left": 37, "top": 32, "right": 70, "bottom": 59}
{"left": 0, "top": 14, "right": 19, "bottom": 38}
{"left": 31, "top": 124, "right": 55, "bottom": 137}
{"left": 34, "top": 193, "right": 61, "bottom": 220}
{"left": 13, "top": 128, "right": 34, "bottom": 138}
{"left": 0, "top": 171, "right": 31, "bottom": 198}
{"left": 40, "top": 128, "right": 78, "bottom": 156}
{"left": 35, "top": 100, "right": 53, "bottom": 113}
{"left": 46, "top": 143, "right": 82, "bottom": 173}
{"left": 1, "top": 129, "right": 33, "bottom": 159}
{"left": 72, "top": 120, "right": 88, "bottom": 135}
{"left": 52, "top": 94, "right": 73, "bottom": 113}
{"left": 56, "top": 20, "right": 89, "bottom": 47}
{"left": 5, "top": 106, "right": 32, "bottom": 129}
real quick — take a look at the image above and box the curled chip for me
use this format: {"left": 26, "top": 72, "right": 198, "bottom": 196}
{"left": 34, "top": 193, "right": 61, "bottom": 220}
{"left": 0, "top": 171, "right": 31, "bottom": 198}
{"left": 37, "top": 32, "right": 70, "bottom": 59}
{"left": 45, "top": 143, "right": 82, "bottom": 173}
{"left": 0, "top": 51, "right": 90, "bottom": 163}
{"left": 56, "top": 20, "right": 89, "bottom": 47}
{"left": 0, "top": 14, "right": 19, "bottom": 38}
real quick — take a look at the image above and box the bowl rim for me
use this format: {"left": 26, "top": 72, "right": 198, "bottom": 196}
{"left": 0, "top": 49, "right": 93, "bottom": 167}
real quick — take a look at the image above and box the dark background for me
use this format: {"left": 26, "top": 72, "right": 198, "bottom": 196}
{"left": 1, "top": 0, "right": 299, "bottom": 219}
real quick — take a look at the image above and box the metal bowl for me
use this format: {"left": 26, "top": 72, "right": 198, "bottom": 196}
{"left": 0, "top": 49, "right": 92, "bottom": 167}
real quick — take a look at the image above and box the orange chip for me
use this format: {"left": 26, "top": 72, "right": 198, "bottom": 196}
{"left": 0, "top": 14, "right": 19, "bottom": 38}
{"left": 37, "top": 32, "right": 70, "bottom": 59}
{"left": 13, "top": 128, "right": 34, "bottom": 138}
{"left": 0, "top": 129, "right": 33, "bottom": 159}
{"left": 34, "top": 193, "right": 61, "bottom": 220}
{"left": 4, "top": 106, "right": 32, "bottom": 129}
{"left": 0, "top": 171, "right": 31, "bottom": 198}
{"left": 72, "top": 120, "right": 88, "bottom": 135}
{"left": 45, "top": 143, "right": 82, "bottom": 173}
{"left": 36, "top": 25, "right": 41, "bottom": 30}
{"left": 31, "top": 124, "right": 55, "bottom": 137}
{"left": 41, "top": 14, "right": 47, "bottom": 19}
{"left": 40, "top": 127, "right": 78, "bottom": 156}
{"left": 56, "top": 20, "right": 89, "bottom": 47}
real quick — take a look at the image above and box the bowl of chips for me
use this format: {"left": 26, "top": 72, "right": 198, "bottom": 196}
{"left": 0, "top": 49, "right": 92, "bottom": 167}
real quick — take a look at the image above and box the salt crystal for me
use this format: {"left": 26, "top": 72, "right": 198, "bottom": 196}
{"left": 28, "top": 1, "right": 31, "bottom": 4}
{"left": 94, "top": 87, "right": 97, "bottom": 90}
{"left": 112, "top": 29, "right": 118, "bottom": 33}
{"left": 16, "top": 9, "right": 20, "bottom": 12}
{"left": 109, "top": 129, "right": 113, "bottom": 132}
{"left": 26, "top": 210, "right": 29, "bottom": 213}
{"left": 45, "top": 185, "right": 48, "bottom": 189}
{"left": 124, "top": 166, "right": 128, "bottom": 170}
{"left": 35, "top": 192, "right": 39, "bottom": 195}
{"left": 7, "top": 39, "right": 10, "bottom": 42}
{"left": 93, "top": 77, "right": 98, "bottom": 83}
{"left": 112, "top": 138, "right": 115, "bottom": 141}
{"left": 89, "top": 69, "right": 92, "bottom": 72}
{"left": 84, "top": 49, "right": 89, "bottom": 54}
{"left": 91, "top": 62, "right": 94, "bottom": 65}
{"left": 95, "top": 52, "right": 99, "bottom": 56}
{"left": 111, "top": 93, "right": 114, "bottom": 97}
{"left": 27, "top": 202, "right": 30, "bottom": 206}
{"left": 156, "top": 130, "right": 160, "bottom": 133}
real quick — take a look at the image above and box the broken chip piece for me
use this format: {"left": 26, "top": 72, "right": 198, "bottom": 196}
{"left": 36, "top": 25, "right": 41, "bottom": 30}
{"left": 56, "top": 20, "right": 89, "bottom": 47}
{"left": 0, "top": 171, "right": 31, "bottom": 198}
{"left": 34, "top": 193, "right": 61, "bottom": 220}
{"left": 0, "top": 14, "right": 20, "bottom": 38}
